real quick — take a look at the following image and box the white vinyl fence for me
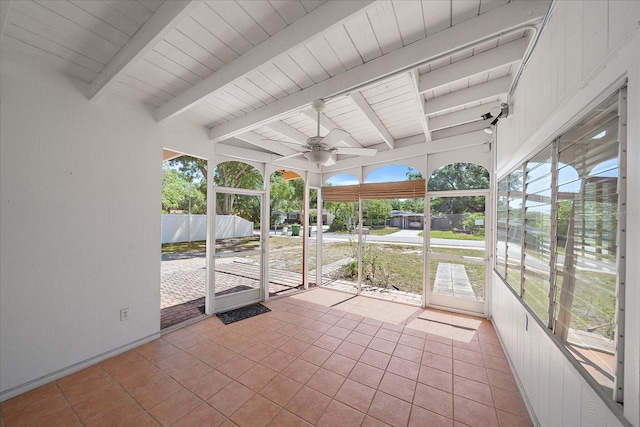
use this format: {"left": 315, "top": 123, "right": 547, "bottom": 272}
{"left": 161, "top": 214, "right": 254, "bottom": 244}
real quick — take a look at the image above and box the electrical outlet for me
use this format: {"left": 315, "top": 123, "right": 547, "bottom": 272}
{"left": 120, "top": 308, "right": 130, "bottom": 321}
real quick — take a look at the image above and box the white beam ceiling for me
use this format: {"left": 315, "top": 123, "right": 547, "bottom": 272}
{"left": 154, "top": 0, "right": 376, "bottom": 122}
{"left": 0, "top": 0, "right": 11, "bottom": 43}
{"left": 349, "top": 91, "right": 395, "bottom": 149}
{"left": 409, "top": 70, "right": 432, "bottom": 142}
{"left": 418, "top": 37, "right": 529, "bottom": 93}
{"left": 323, "top": 131, "right": 491, "bottom": 173}
{"left": 423, "top": 76, "right": 511, "bottom": 115}
{"left": 208, "top": 0, "right": 548, "bottom": 142}
{"left": 89, "top": 0, "right": 201, "bottom": 101}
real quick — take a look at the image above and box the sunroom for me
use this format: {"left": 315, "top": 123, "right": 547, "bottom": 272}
{"left": 1, "top": 1, "right": 638, "bottom": 426}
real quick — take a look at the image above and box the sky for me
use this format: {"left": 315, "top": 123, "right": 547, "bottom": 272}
{"left": 325, "top": 165, "right": 418, "bottom": 186}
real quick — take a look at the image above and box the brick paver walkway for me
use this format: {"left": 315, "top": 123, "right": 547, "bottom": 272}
{"left": 160, "top": 253, "right": 424, "bottom": 329}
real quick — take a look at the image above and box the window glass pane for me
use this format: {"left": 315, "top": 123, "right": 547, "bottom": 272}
{"left": 523, "top": 148, "right": 553, "bottom": 324}
{"left": 496, "top": 178, "right": 508, "bottom": 278}
{"left": 555, "top": 94, "right": 620, "bottom": 393}
{"left": 506, "top": 170, "right": 523, "bottom": 292}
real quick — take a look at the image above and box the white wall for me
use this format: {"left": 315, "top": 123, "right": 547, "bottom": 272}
{"left": 492, "top": 1, "right": 640, "bottom": 425}
{"left": 0, "top": 44, "right": 211, "bottom": 399}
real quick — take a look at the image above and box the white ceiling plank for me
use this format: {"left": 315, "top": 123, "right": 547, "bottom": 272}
{"left": 236, "top": 77, "right": 278, "bottom": 104}
{"left": 429, "top": 101, "right": 502, "bottom": 130}
{"left": 208, "top": 0, "right": 547, "bottom": 142}
{"left": 452, "top": 0, "right": 481, "bottom": 26}
{"left": 392, "top": 0, "right": 425, "bottom": 46}
{"left": 424, "top": 76, "right": 511, "bottom": 115}
{"left": 137, "top": 0, "right": 164, "bottom": 14}
{"left": 266, "top": 121, "right": 311, "bottom": 144}
{"left": 207, "top": 1, "right": 269, "bottom": 47}
{"left": 343, "top": 12, "right": 383, "bottom": 63}
{"left": 153, "top": 39, "right": 213, "bottom": 79}
{"left": 418, "top": 37, "right": 528, "bottom": 93}
{"left": 237, "top": 1, "right": 286, "bottom": 36}
{"left": 301, "top": 109, "right": 364, "bottom": 147}
{"left": 69, "top": 0, "right": 140, "bottom": 37}
{"left": 300, "top": 1, "right": 326, "bottom": 14}
{"left": 350, "top": 91, "right": 395, "bottom": 149}
{"left": 104, "top": 0, "right": 152, "bottom": 26}
{"left": 1, "top": 33, "right": 98, "bottom": 82}
{"left": 4, "top": 23, "right": 105, "bottom": 73}
{"left": 89, "top": 0, "right": 201, "bottom": 101}
{"left": 269, "top": 0, "right": 308, "bottom": 25}
{"left": 176, "top": 17, "right": 238, "bottom": 64}
{"left": 163, "top": 30, "right": 225, "bottom": 72}
{"left": 144, "top": 50, "right": 202, "bottom": 85}
{"left": 367, "top": 1, "right": 403, "bottom": 54}
{"left": 235, "top": 132, "right": 300, "bottom": 157}
{"left": 431, "top": 120, "right": 490, "bottom": 140}
{"left": 305, "top": 36, "right": 346, "bottom": 77}
{"left": 1, "top": 0, "right": 13, "bottom": 42}
{"left": 288, "top": 47, "right": 331, "bottom": 83}
{"left": 193, "top": 3, "right": 252, "bottom": 56}
{"left": 8, "top": 8, "right": 112, "bottom": 65}
{"left": 323, "top": 25, "right": 363, "bottom": 71}
{"left": 422, "top": 0, "right": 451, "bottom": 37}
{"left": 261, "top": 63, "right": 300, "bottom": 95}
{"left": 155, "top": 0, "right": 376, "bottom": 122}
{"left": 10, "top": 1, "right": 120, "bottom": 56}
{"left": 33, "top": 0, "right": 129, "bottom": 47}
{"left": 246, "top": 71, "right": 290, "bottom": 100}
{"left": 409, "top": 70, "right": 431, "bottom": 142}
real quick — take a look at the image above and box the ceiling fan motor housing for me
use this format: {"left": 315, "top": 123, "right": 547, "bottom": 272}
{"left": 306, "top": 136, "right": 324, "bottom": 147}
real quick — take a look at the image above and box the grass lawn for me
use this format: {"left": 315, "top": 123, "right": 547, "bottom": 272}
{"left": 418, "top": 230, "right": 485, "bottom": 240}
{"left": 162, "top": 240, "right": 206, "bottom": 254}
{"left": 367, "top": 226, "right": 401, "bottom": 236}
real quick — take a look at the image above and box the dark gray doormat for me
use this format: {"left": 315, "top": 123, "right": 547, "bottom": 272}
{"left": 217, "top": 303, "right": 271, "bottom": 325}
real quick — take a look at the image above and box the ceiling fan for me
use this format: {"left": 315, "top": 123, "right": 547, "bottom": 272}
{"left": 272, "top": 99, "right": 377, "bottom": 167}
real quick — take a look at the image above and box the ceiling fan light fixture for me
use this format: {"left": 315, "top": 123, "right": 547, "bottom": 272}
{"left": 303, "top": 150, "right": 332, "bottom": 165}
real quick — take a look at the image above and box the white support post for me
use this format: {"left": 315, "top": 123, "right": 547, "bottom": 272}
{"left": 303, "top": 173, "right": 311, "bottom": 290}
{"left": 316, "top": 188, "right": 324, "bottom": 288}
{"left": 205, "top": 165, "right": 216, "bottom": 315}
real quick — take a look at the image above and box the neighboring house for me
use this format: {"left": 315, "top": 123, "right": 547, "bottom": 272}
{"left": 389, "top": 210, "right": 424, "bottom": 229}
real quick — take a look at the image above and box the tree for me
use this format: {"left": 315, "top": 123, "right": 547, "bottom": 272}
{"left": 408, "top": 163, "right": 489, "bottom": 214}
{"left": 214, "top": 161, "right": 262, "bottom": 215}
{"left": 162, "top": 165, "right": 206, "bottom": 214}
{"left": 363, "top": 199, "right": 392, "bottom": 226}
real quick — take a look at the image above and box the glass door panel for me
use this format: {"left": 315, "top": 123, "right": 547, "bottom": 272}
{"left": 428, "top": 195, "right": 486, "bottom": 314}
{"left": 214, "top": 193, "right": 262, "bottom": 312}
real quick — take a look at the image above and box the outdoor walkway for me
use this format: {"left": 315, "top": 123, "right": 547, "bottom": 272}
{"left": 432, "top": 263, "right": 476, "bottom": 299}
{"left": 161, "top": 254, "right": 428, "bottom": 329}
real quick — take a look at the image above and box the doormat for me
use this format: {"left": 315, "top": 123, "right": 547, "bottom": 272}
{"left": 217, "top": 303, "right": 271, "bottom": 325}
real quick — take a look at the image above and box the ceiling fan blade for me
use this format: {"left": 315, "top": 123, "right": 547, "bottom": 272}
{"left": 273, "top": 152, "right": 306, "bottom": 162}
{"left": 333, "top": 147, "right": 377, "bottom": 156}
{"left": 320, "top": 129, "right": 349, "bottom": 147}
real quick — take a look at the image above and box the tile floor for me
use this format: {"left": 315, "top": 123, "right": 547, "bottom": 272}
{"left": 0, "top": 288, "right": 532, "bottom": 427}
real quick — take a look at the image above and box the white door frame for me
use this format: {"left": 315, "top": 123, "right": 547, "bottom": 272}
{"left": 425, "top": 189, "right": 490, "bottom": 317}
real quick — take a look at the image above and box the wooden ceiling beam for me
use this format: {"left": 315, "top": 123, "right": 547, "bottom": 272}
{"left": 89, "top": 0, "right": 201, "bottom": 101}
{"left": 208, "top": 0, "right": 547, "bottom": 142}
{"left": 418, "top": 37, "right": 529, "bottom": 93}
{"left": 155, "top": 0, "right": 376, "bottom": 122}
{"left": 349, "top": 91, "right": 395, "bottom": 149}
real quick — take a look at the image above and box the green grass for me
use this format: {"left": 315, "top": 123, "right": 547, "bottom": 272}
{"left": 367, "top": 226, "right": 401, "bottom": 236}
{"left": 418, "top": 230, "right": 485, "bottom": 240}
{"left": 162, "top": 240, "right": 206, "bottom": 254}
